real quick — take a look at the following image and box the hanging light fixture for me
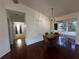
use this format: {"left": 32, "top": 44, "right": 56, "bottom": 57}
{"left": 50, "top": 8, "right": 55, "bottom": 33}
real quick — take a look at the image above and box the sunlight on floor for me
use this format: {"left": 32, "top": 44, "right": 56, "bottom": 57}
{"left": 58, "top": 36, "right": 76, "bottom": 50}
{"left": 71, "top": 44, "right": 76, "bottom": 50}
{"left": 58, "top": 36, "right": 65, "bottom": 46}
{"left": 16, "top": 39, "right": 22, "bottom": 47}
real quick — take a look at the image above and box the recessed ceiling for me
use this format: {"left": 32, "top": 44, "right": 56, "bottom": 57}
{"left": 19, "top": 0, "right": 79, "bottom": 17}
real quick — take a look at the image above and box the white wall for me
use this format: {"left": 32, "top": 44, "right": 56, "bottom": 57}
{"left": 55, "top": 11, "right": 79, "bottom": 45}
{"left": 1, "top": 0, "right": 79, "bottom": 58}
{"left": 0, "top": 0, "right": 10, "bottom": 58}
{"left": 0, "top": 0, "right": 50, "bottom": 57}
{"left": 4, "top": 0, "right": 50, "bottom": 45}
{"left": 25, "top": 11, "right": 50, "bottom": 45}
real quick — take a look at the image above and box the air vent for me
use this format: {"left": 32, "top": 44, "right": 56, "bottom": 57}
{"left": 12, "top": 0, "right": 19, "bottom": 4}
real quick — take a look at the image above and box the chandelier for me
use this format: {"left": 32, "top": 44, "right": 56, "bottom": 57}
{"left": 50, "top": 8, "right": 55, "bottom": 33}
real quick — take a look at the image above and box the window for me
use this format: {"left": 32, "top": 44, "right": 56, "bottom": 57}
{"left": 55, "top": 18, "right": 77, "bottom": 32}
{"left": 56, "top": 20, "right": 66, "bottom": 31}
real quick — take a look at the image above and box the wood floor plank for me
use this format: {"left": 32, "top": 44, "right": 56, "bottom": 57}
{"left": 1, "top": 41, "right": 79, "bottom": 59}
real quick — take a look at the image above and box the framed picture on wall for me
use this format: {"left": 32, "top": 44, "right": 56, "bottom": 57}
{"left": 57, "top": 20, "right": 66, "bottom": 31}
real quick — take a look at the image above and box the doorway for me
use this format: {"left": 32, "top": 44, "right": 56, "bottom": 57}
{"left": 6, "top": 10, "right": 26, "bottom": 48}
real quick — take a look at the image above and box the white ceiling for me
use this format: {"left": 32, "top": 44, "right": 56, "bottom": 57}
{"left": 7, "top": 10, "right": 25, "bottom": 22}
{"left": 19, "top": 0, "right": 79, "bottom": 17}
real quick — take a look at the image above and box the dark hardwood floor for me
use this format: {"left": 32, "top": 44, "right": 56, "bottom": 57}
{"left": 1, "top": 39, "right": 79, "bottom": 59}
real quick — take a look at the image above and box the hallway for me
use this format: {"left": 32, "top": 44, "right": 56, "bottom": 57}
{"left": 1, "top": 39, "right": 79, "bottom": 59}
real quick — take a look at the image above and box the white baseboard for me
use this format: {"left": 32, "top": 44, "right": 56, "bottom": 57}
{"left": 0, "top": 49, "right": 11, "bottom": 58}
{"left": 25, "top": 39, "right": 43, "bottom": 46}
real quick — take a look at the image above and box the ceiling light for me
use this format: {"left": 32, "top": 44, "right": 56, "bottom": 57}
{"left": 50, "top": 8, "right": 55, "bottom": 33}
